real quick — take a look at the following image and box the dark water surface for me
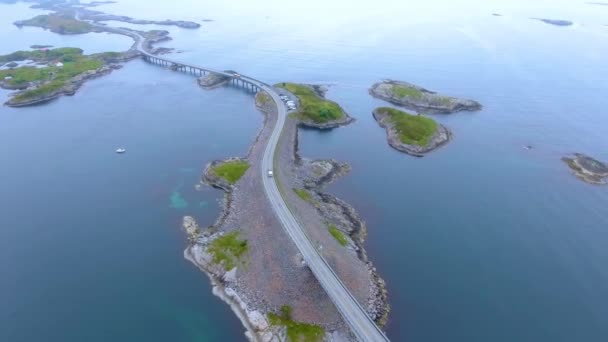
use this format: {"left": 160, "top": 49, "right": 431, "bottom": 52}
{"left": 2, "top": 0, "right": 608, "bottom": 341}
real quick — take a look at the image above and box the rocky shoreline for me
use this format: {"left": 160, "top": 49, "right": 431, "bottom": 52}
{"left": 370, "top": 79, "right": 482, "bottom": 114}
{"left": 562, "top": 153, "right": 608, "bottom": 185}
{"left": 373, "top": 107, "right": 452, "bottom": 157}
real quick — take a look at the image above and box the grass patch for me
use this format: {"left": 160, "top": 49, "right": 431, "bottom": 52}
{"left": 256, "top": 91, "right": 270, "bottom": 105}
{"left": 208, "top": 231, "right": 248, "bottom": 270}
{"left": 377, "top": 107, "right": 438, "bottom": 146}
{"left": 276, "top": 82, "right": 344, "bottom": 124}
{"left": 293, "top": 188, "right": 312, "bottom": 202}
{"left": 327, "top": 224, "right": 348, "bottom": 246}
{"left": 210, "top": 160, "right": 250, "bottom": 184}
{"left": 18, "top": 14, "right": 94, "bottom": 34}
{"left": 391, "top": 84, "right": 424, "bottom": 99}
{"left": 268, "top": 305, "right": 324, "bottom": 342}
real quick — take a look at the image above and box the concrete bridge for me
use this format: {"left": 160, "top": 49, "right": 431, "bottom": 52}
{"left": 143, "top": 54, "right": 261, "bottom": 93}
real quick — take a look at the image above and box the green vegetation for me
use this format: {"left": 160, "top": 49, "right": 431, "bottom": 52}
{"left": 268, "top": 305, "right": 324, "bottom": 342}
{"left": 392, "top": 84, "right": 424, "bottom": 99}
{"left": 208, "top": 231, "right": 248, "bottom": 270}
{"left": 293, "top": 188, "right": 312, "bottom": 202}
{"left": 210, "top": 160, "right": 250, "bottom": 184}
{"left": 18, "top": 14, "right": 94, "bottom": 34}
{"left": 391, "top": 84, "right": 452, "bottom": 105}
{"left": 1, "top": 48, "right": 103, "bottom": 102}
{"left": 327, "top": 224, "right": 348, "bottom": 246}
{"left": 377, "top": 107, "right": 438, "bottom": 146}
{"left": 276, "top": 83, "right": 344, "bottom": 124}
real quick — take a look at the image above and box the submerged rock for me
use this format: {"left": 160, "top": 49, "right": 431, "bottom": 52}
{"left": 562, "top": 153, "right": 608, "bottom": 185}
{"left": 370, "top": 80, "right": 482, "bottom": 114}
{"left": 198, "top": 72, "right": 230, "bottom": 89}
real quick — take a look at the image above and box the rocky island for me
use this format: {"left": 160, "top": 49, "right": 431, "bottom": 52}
{"left": 3, "top": 0, "right": 197, "bottom": 107}
{"left": 532, "top": 18, "right": 573, "bottom": 26}
{"left": 370, "top": 80, "right": 482, "bottom": 114}
{"left": 15, "top": 13, "right": 98, "bottom": 34}
{"left": 198, "top": 71, "right": 231, "bottom": 89}
{"left": 562, "top": 153, "right": 608, "bottom": 185}
{"left": 0, "top": 47, "right": 138, "bottom": 107}
{"left": 373, "top": 107, "right": 452, "bottom": 156}
{"left": 276, "top": 82, "right": 354, "bottom": 129}
{"left": 19, "top": 0, "right": 201, "bottom": 29}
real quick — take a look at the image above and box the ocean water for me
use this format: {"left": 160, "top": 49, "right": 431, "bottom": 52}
{"left": 1, "top": 0, "right": 608, "bottom": 341}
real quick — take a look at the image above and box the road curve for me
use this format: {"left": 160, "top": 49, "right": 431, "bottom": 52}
{"left": 101, "top": 20, "right": 389, "bottom": 341}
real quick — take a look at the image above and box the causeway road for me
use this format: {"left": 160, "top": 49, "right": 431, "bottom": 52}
{"left": 94, "top": 17, "right": 389, "bottom": 341}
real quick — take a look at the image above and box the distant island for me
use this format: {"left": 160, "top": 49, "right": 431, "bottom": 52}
{"left": 0, "top": 28, "right": 171, "bottom": 107}
{"left": 370, "top": 80, "right": 482, "bottom": 114}
{"left": 562, "top": 153, "right": 608, "bottom": 185}
{"left": 2, "top": 0, "right": 203, "bottom": 107}
{"left": 276, "top": 82, "right": 354, "bottom": 129}
{"left": 532, "top": 18, "right": 573, "bottom": 26}
{"left": 0, "top": 47, "right": 137, "bottom": 107}
{"left": 373, "top": 107, "right": 452, "bottom": 156}
{"left": 586, "top": 2, "right": 608, "bottom": 6}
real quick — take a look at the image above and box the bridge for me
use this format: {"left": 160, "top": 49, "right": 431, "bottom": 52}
{"left": 124, "top": 28, "right": 389, "bottom": 342}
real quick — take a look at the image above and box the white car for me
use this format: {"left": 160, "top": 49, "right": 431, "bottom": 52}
{"left": 267, "top": 170, "right": 273, "bottom": 177}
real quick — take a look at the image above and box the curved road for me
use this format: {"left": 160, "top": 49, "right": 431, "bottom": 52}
{"left": 99, "top": 19, "right": 389, "bottom": 341}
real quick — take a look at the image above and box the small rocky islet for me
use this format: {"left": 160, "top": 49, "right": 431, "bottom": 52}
{"left": 562, "top": 153, "right": 608, "bottom": 185}
{"left": 372, "top": 107, "right": 451, "bottom": 157}
{"left": 370, "top": 79, "right": 482, "bottom": 114}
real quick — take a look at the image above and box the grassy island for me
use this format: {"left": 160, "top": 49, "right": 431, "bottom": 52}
{"left": 209, "top": 160, "right": 250, "bottom": 184}
{"left": 276, "top": 83, "right": 345, "bottom": 124}
{"left": 370, "top": 80, "right": 482, "bottom": 114}
{"left": 16, "top": 14, "right": 94, "bottom": 34}
{"left": 268, "top": 305, "right": 325, "bottom": 342}
{"left": 0, "top": 48, "right": 103, "bottom": 102}
{"left": 376, "top": 107, "right": 438, "bottom": 146}
{"left": 208, "top": 231, "right": 248, "bottom": 270}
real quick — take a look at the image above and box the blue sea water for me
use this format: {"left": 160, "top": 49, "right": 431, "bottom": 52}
{"left": 1, "top": 0, "right": 608, "bottom": 341}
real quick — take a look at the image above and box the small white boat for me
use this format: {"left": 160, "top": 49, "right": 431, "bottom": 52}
{"left": 115, "top": 148, "right": 126, "bottom": 154}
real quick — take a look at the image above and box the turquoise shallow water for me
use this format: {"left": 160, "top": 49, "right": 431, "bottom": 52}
{"left": 2, "top": 0, "right": 608, "bottom": 341}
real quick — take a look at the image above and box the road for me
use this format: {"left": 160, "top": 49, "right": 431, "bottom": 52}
{"left": 91, "top": 17, "right": 389, "bottom": 341}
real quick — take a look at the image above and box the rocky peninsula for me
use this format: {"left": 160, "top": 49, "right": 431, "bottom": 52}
{"left": 183, "top": 86, "right": 388, "bottom": 341}
{"left": 562, "top": 153, "right": 608, "bottom": 185}
{"left": 370, "top": 79, "right": 482, "bottom": 114}
{"left": 373, "top": 107, "right": 452, "bottom": 157}
{"left": 276, "top": 82, "right": 354, "bottom": 129}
